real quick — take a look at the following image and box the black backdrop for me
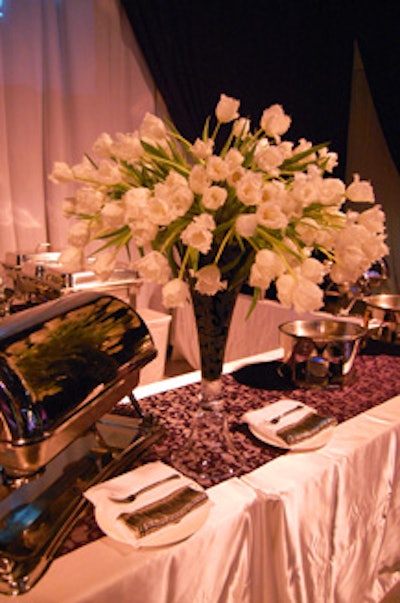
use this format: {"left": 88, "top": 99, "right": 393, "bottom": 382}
{"left": 121, "top": 1, "right": 400, "bottom": 178}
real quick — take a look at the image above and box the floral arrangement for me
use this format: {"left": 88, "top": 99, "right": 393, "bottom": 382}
{"left": 50, "top": 93, "right": 388, "bottom": 313}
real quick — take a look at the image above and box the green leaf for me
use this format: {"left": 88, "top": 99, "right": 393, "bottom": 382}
{"left": 280, "top": 141, "right": 329, "bottom": 168}
{"left": 96, "top": 225, "right": 131, "bottom": 240}
{"left": 245, "top": 288, "right": 261, "bottom": 319}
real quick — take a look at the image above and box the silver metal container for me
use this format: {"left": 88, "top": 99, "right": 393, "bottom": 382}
{"left": 0, "top": 291, "right": 156, "bottom": 479}
{"left": 363, "top": 294, "right": 400, "bottom": 344}
{"left": 2, "top": 250, "right": 142, "bottom": 309}
{"left": 279, "top": 319, "right": 367, "bottom": 388}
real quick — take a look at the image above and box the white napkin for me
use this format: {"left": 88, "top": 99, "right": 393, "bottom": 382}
{"left": 85, "top": 461, "right": 210, "bottom": 548}
{"left": 85, "top": 461, "right": 180, "bottom": 509}
{"left": 242, "top": 399, "right": 336, "bottom": 450}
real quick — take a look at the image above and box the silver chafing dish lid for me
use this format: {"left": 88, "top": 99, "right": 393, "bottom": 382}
{"left": 0, "top": 291, "right": 156, "bottom": 475}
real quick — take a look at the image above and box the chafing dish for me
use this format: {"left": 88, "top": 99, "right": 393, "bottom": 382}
{"left": 2, "top": 249, "right": 142, "bottom": 310}
{"left": 363, "top": 294, "right": 400, "bottom": 344}
{"left": 279, "top": 319, "right": 367, "bottom": 388}
{"left": 0, "top": 291, "right": 156, "bottom": 480}
{"left": 0, "top": 291, "right": 164, "bottom": 595}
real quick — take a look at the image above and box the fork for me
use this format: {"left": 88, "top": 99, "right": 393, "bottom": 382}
{"left": 267, "top": 404, "right": 304, "bottom": 425}
{"left": 109, "top": 473, "right": 180, "bottom": 504}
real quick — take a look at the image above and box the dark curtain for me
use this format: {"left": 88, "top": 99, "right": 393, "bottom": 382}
{"left": 121, "top": 1, "right": 400, "bottom": 177}
{"left": 121, "top": 0, "right": 355, "bottom": 178}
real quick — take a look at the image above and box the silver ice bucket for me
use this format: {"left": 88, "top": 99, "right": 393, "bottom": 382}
{"left": 279, "top": 319, "right": 367, "bottom": 388}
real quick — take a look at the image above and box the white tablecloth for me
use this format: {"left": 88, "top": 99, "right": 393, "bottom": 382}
{"left": 6, "top": 479, "right": 260, "bottom": 603}
{"left": 241, "top": 394, "right": 400, "bottom": 603}
{"left": 1, "top": 353, "right": 400, "bottom": 603}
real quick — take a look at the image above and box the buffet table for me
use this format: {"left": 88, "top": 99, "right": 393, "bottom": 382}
{"left": 2, "top": 348, "right": 400, "bottom": 602}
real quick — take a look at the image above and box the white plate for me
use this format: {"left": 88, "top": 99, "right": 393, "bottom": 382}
{"left": 95, "top": 478, "right": 211, "bottom": 548}
{"left": 249, "top": 421, "right": 335, "bottom": 451}
{"left": 246, "top": 400, "right": 335, "bottom": 451}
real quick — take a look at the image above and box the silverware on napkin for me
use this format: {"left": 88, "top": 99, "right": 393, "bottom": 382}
{"left": 266, "top": 404, "right": 304, "bottom": 425}
{"left": 109, "top": 473, "right": 180, "bottom": 504}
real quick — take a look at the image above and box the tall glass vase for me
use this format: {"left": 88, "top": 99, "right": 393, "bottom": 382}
{"left": 171, "top": 285, "right": 242, "bottom": 486}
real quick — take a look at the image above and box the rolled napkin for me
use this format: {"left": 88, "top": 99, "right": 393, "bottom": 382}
{"left": 242, "top": 399, "right": 337, "bottom": 450}
{"left": 276, "top": 412, "right": 337, "bottom": 445}
{"left": 119, "top": 486, "right": 209, "bottom": 538}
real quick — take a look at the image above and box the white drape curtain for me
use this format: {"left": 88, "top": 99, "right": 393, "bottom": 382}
{"left": 1, "top": 2, "right": 399, "bottom": 292}
{"left": 0, "top": 0, "right": 155, "bottom": 260}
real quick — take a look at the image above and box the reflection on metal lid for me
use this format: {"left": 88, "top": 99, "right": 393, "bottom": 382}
{"left": 0, "top": 291, "right": 156, "bottom": 475}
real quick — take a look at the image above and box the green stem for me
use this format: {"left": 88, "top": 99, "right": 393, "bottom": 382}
{"left": 158, "top": 224, "right": 184, "bottom": 256}
{"left": 178, "top": 247, "right": 191, "bottom": 279}
{"left": 211, "top": 121, "right": 221, "bottom": 142}
{"left": 214, "top": 226, "right": 235, "bottom": 264}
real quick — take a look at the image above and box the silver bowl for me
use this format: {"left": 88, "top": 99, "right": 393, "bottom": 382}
{"left": 279, "top": 319, "right": 367, "bottom": 388}
{"left": 363, "top": 294, "right": 400, "bottom": 344}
